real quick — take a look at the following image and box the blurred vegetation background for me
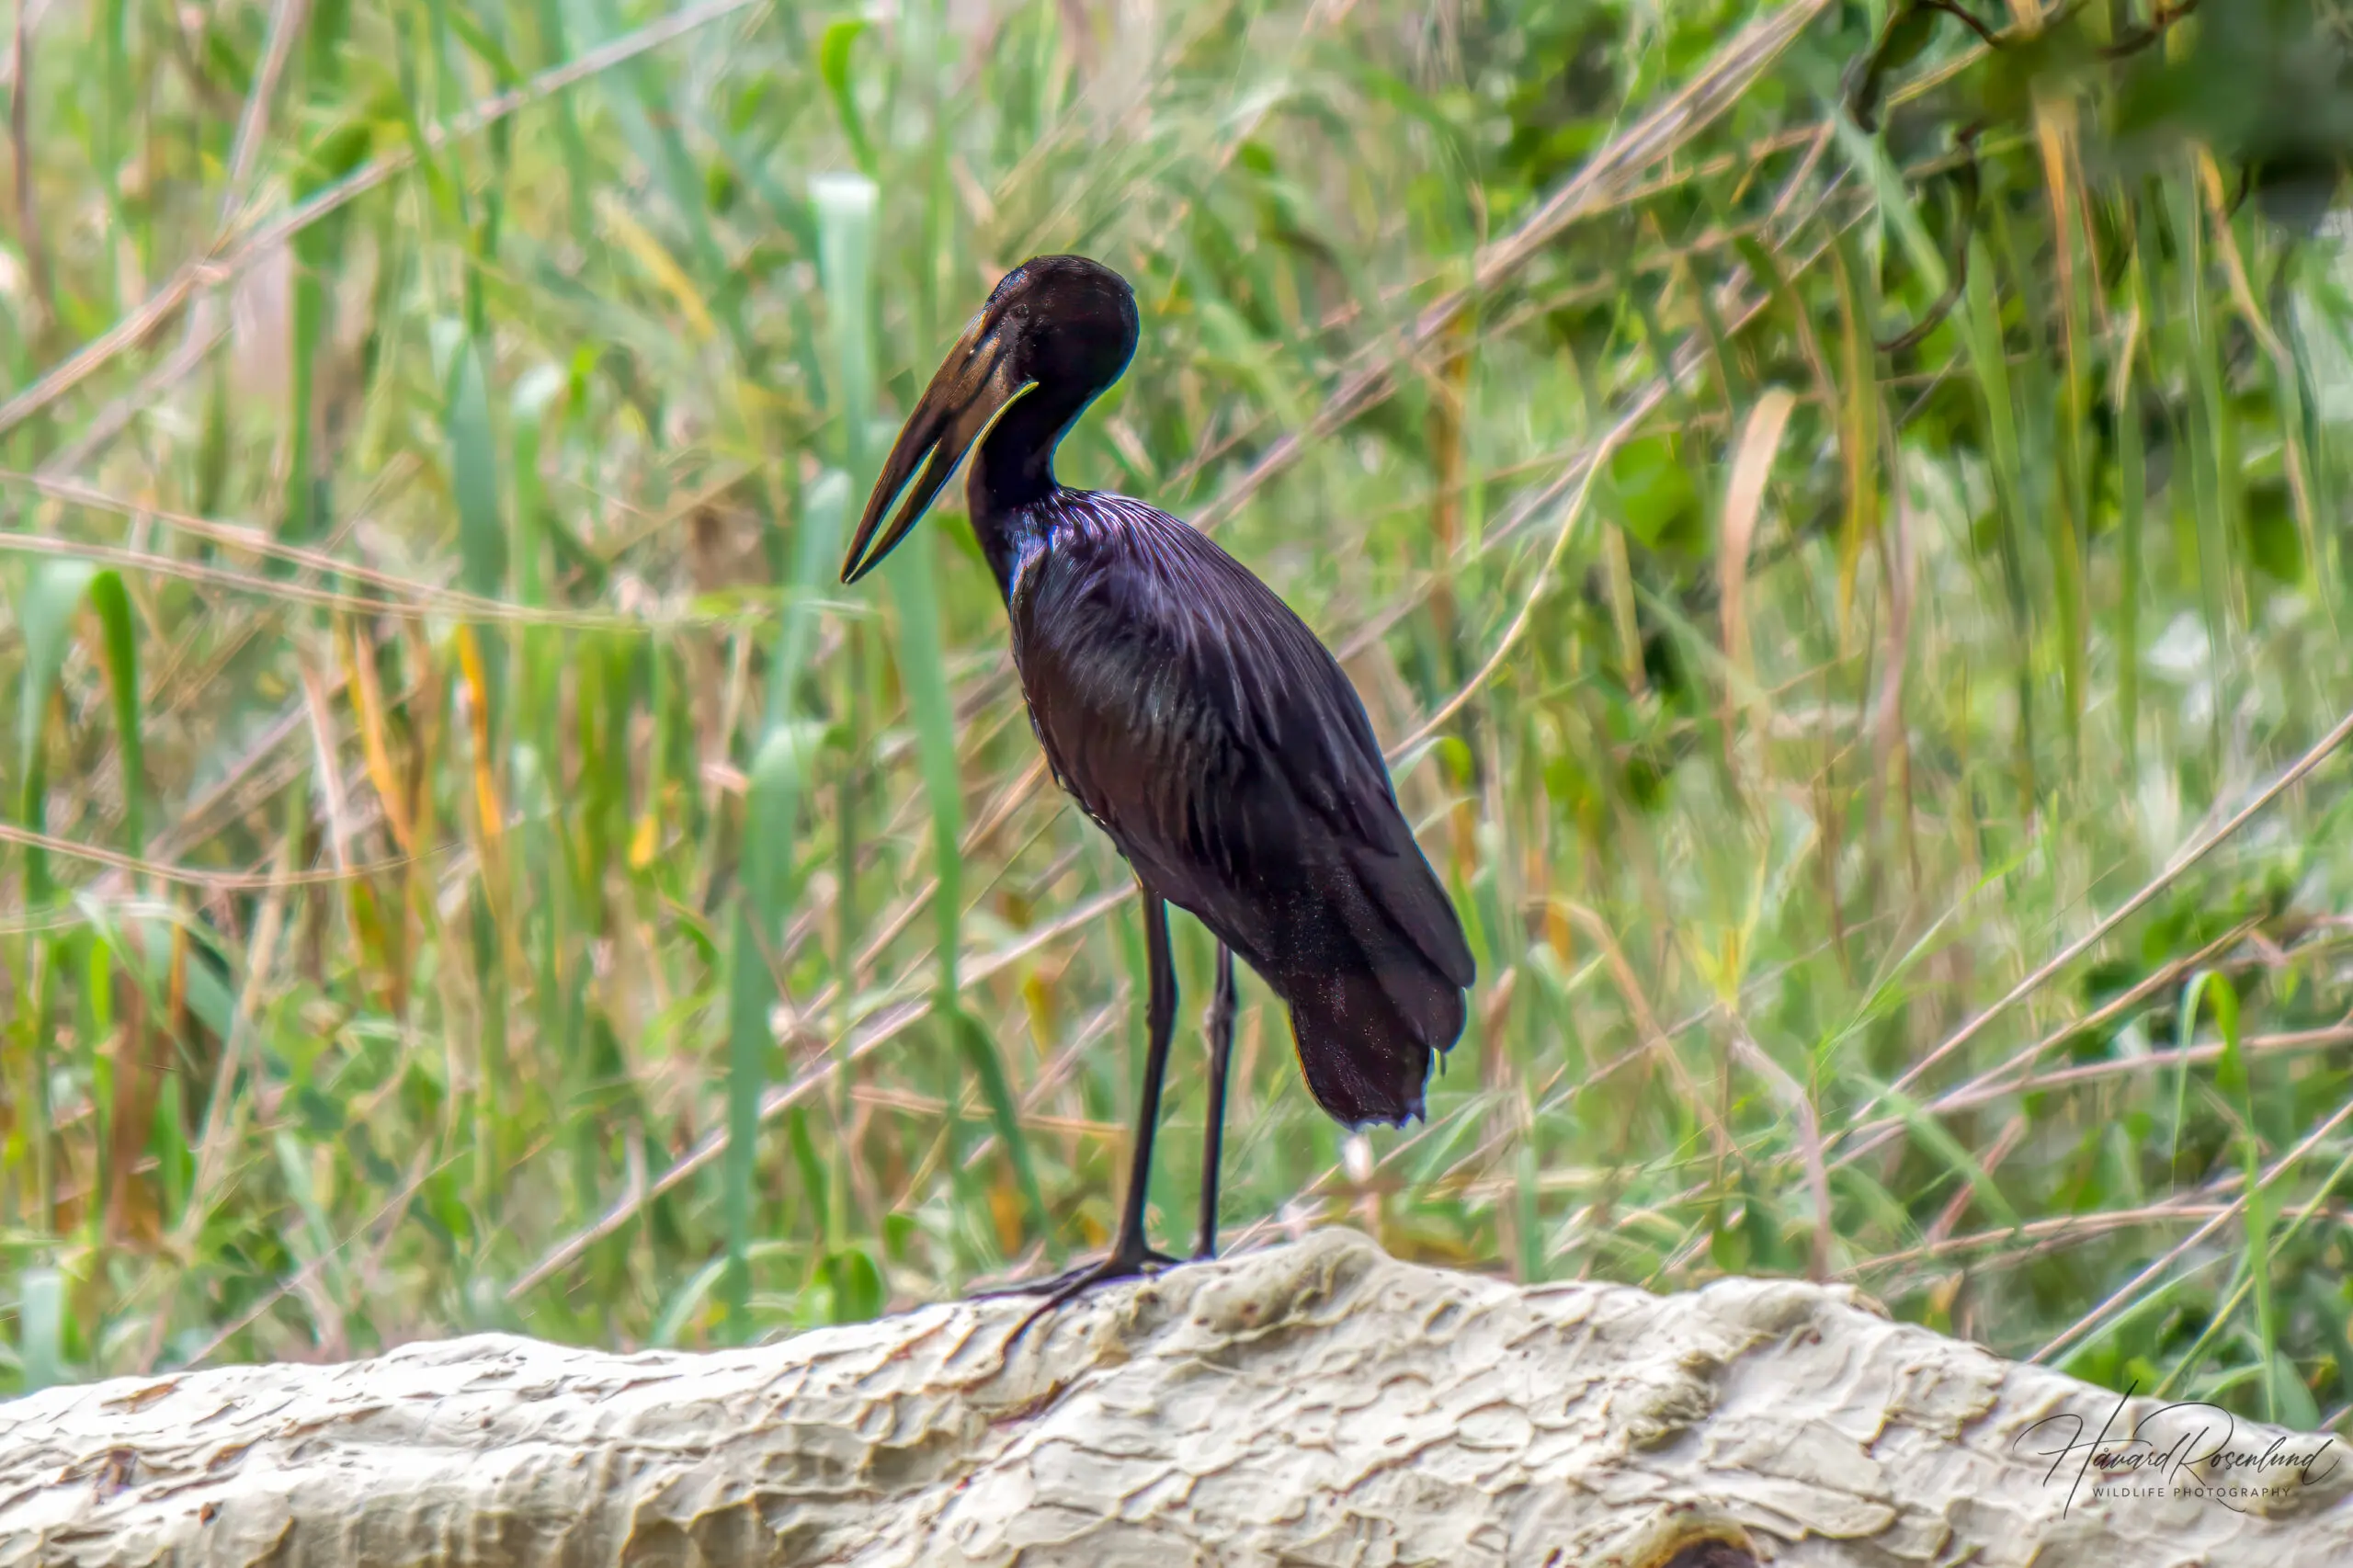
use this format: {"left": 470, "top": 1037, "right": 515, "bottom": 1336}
{"left": 6, "top": 0, "right": 2353, "bottom": 1432}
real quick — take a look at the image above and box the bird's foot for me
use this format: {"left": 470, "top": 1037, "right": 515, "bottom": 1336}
{"left": 978, "top": 1243, "right": 1181, "bottom": 1352}
{"left": 971, "top": 1246, "right": 1182, "bottom": 1301}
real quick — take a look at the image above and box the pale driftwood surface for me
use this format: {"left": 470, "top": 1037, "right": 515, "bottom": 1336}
{"left": 3, "top": 1231, "right": 2347, "bottom": 1566}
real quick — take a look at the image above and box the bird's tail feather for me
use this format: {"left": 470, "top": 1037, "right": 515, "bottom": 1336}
{"left": 1282, "top": 941, "right": 1466, "bottom": 1128}
{"left": 1347, "top": 841, "right": 1475, "bottom": 990}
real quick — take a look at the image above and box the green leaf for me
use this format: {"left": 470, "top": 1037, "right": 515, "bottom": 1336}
{"left": 880, "top": 506, "right": 965, "bottom": 985}
{"left": 741, "top": 723, "right": 803, "bottom": 933}
{"left": 813, "top": 173, "right": 880, "bottom": 482}
{"left": 819, "top": 21, "right": 877, "bottom": 178}
{"left": 651, "top": 1254, "right": 730, "bottom": 1348}
{"left": 1606, "top": 435, "right": 1699, "bottom": 550}
{"left": 2209, "top": 971, "right": 2279, "bottom": 1423}
{"left": 2211, "top": 976, "right": 2246, "bottom": 1098}
{"left": 442, "top": 3, "right": 520, "bottom": 85}
{"left": 770, "top": 472, "right": 850, "bottom": 734}
{"left": 950, "top": 1005, "right": 1051, "bottom": 1254}
{"left": 509, "top": 362, "right": 565, "bottom": 610}
{"left": 786, "top": 1106, "right": 828, "bottom": 1239}
{"left": 2166, "top": 970, "right": 2212, "bottom": 1178}
{"left": 84, "top": 571, "right": 142, "bottom": 857}
{"left": 16, "top": 557, "right": 99, "bottom": 906}
{"left": 722, "top": 588, "right": 829, "bottom": 1336}
{"left": 15, "top": 1267, "right": 64, "bottom": 1392}
{"left": 448, "top": 337, "right": 506, "bottom": 600}
{"left": 1855, "top": 1073, "right": 2021, "bottom": 1232}
{"left": 821, "top": 1244, "right": 885, "bottom": 1324}
{"left": 722, "top": 899, "right": 773, "bottom": 1338}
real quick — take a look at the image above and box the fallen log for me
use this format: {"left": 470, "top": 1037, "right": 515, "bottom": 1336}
{"left": 3, "top": 1230, "right": 2347, "bottom": 1565}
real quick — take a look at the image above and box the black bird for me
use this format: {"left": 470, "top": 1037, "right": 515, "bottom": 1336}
{"left": 841, "top": 255, "right": 1473, "bottom": 1312}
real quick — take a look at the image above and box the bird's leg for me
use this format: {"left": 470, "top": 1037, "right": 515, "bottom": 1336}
{"left": 1102, "top": 887, "right": 1181, "bottom": 1268}
{"left": 1194, "top": 942, "right": 1236, "bottom": 1260}
{"left": 985, "top": 887, "right": 1183, "bottom": 1344}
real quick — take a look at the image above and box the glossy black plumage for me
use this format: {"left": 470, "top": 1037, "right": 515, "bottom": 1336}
{"left": 1006, "top": 487, "right": 1472, "bottom": 1124}
{"left": 843, "top": 255, "right": 1472, "bottom": 1311}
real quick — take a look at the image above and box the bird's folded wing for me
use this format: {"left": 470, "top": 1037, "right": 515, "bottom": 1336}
{"left": 1020, "top": 503, "right": 1472, "bottom": 990}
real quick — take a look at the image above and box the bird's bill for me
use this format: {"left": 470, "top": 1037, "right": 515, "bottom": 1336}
{"left": 840, "top": 317, "right": 1031, "bottom": 585}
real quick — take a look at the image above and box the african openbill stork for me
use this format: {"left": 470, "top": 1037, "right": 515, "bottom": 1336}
{"left": 841, "top": 255, "right": 1473, "bottom": 1314}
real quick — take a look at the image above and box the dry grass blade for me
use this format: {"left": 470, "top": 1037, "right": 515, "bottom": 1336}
{"left": 0, "top": 517, "right": 721, "bottom": 630}
{"left": 2034, "top": 1097, "right": 2353, "bottom": 1366}
{"left": 0, "top": 820, "right": 417, "bottom": 891}
{"left": 1831, "top": 917, "right": 2262, "bottom": 1168}
{"left": 216, "top": 0, "right": 311, "bottom": 227}
{"left": 0, "top": 0, "right": 773, "bottom": 443}
{"left": 1190, "top": 0, "right": 1835, "bottom": 533}
{"left": 1388, "top": 420, "right": 1630, "bottom": 758}
{"left": 1718, "top": 386, "right": 1797, "bottom": 744}
{"left": 1866, "top": 701, "right": 2353, "bottom": 1118}
{"left": 1725, "top": 1014, "right": 1834, "bottom": 1280}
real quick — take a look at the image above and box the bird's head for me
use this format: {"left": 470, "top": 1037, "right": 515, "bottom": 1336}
{"left": 841, "top": 255, "right": 1138, "bottom": 585}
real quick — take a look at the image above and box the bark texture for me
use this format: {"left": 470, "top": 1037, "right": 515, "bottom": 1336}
{"left": 3, "top": 1230, "right": 2347, "bottom": 1566}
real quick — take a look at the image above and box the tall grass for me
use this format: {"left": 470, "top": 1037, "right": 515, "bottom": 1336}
{"left": 3, "top": 0, "right": 2352, "bottom": 1434}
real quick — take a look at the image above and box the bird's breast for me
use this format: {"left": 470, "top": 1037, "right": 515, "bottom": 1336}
{"left": 1007, "top": 543, "right": 1236, "bottom": 843}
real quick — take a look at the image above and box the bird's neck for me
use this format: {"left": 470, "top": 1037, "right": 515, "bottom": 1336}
{"left": 966, "top": 375, "right": 1100, "bottom": 595}
{"left": 972, "top": 375, "right": 1097, "bottom": 512}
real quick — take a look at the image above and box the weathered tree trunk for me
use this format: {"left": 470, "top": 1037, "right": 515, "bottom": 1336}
{"left": 4, "top": 1231, "right": 2347, "bottom": 1565}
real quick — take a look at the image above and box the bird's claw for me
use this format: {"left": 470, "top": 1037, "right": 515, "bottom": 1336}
{"left": 979, "top": 1244, "right": 1182, "bottom": 1352}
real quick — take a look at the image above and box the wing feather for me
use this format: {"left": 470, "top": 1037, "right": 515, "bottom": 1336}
{"left": 1011, "top": 494, "right": 1473, "bottom": 993}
